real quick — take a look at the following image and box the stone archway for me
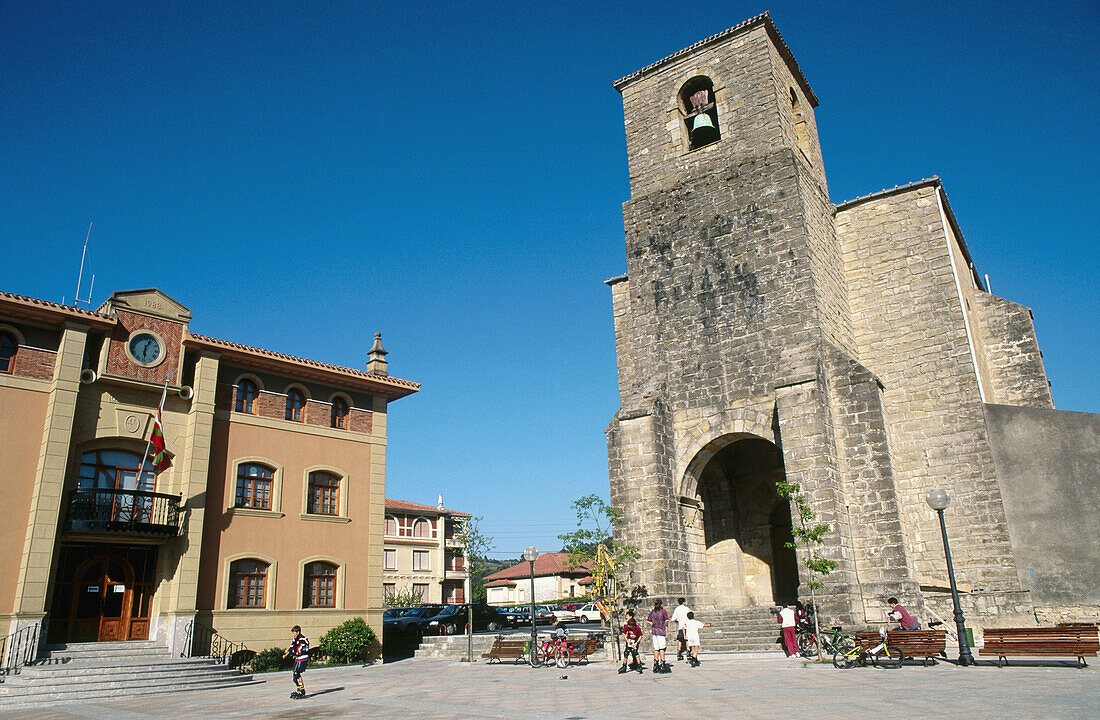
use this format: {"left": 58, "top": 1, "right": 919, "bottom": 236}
{"left": 682, "top": 435, "right": 799, "bottom": 608}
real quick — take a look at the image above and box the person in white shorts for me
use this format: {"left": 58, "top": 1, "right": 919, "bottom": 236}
{"left": 646, "top": 599, "right": 671, "bottom": 673}
{"left": 681, "top": 611, "right": 714, "bottom": 667}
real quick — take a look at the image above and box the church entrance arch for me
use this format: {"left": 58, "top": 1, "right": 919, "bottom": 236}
{"left": 682, "top": 435, "right": 799, "bottom": 608}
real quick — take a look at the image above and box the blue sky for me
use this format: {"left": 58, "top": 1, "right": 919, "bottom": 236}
{"left": 2, "top": 2, "right": 1096, "bottom": 558}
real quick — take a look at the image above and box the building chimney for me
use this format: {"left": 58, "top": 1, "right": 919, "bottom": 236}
{"left": 437, "top": 493, "right": 444, "bottom": 510}
{"left": 367, "top": 332, "right": 388, "bottom": 376}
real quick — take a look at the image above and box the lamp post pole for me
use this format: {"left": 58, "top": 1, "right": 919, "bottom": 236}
{"left": 926, "top": 489, "right": 975, "bottom": 667}
{"left": 523, "top": 546, "right": 538, "bottom": 665}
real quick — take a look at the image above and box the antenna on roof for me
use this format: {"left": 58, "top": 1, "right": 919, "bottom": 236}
{"left": 74, "top": 222, "right": 95, "bottom": 306}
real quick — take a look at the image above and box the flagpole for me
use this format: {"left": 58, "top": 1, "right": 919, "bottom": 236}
{"left": 137, "top": 377, "right": 171, "bottom": 484}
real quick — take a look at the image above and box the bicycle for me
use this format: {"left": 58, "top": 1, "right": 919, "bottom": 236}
{"left": 798, "top": 625, "right": 854, "bottom": 658}
{"left": 531, "top": 635, "right": 572, "bottom": 668}
{"left": 833, "top": 628, "right": 905, "bottom": 669}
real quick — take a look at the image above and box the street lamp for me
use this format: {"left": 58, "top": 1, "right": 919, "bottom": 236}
{"left": 925, "top": 489, "right": 975, "bottom": 666}
{"left": 523, "top": 546, "right": 538, "bottom": 665}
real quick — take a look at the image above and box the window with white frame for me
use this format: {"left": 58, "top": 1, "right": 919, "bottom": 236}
{"left": 412, "top": 550, "right": 429, "bottom": 571}
{"left": 383, "top": 549, "right": 396, "bottom": 570}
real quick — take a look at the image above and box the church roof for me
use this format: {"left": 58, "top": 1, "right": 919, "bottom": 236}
{"left": 612, "top": 12, "right": 818, "bottom": 107}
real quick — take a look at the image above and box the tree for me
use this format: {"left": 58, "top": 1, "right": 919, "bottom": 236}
{"left": 775, "top": 480, "right": 838, "bottom": 658}
{"left": 557, "top": 494, "right": 640, "bottom": 605}
{"left": 456, "top": 515, "right": 493, "bottom": 603}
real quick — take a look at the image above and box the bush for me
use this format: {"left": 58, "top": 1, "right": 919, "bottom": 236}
{"left": 249, "top": 646, "right": 292, "bottom": 673}
{"left": 318, "top": 617, "right": 376, "bottom": 664}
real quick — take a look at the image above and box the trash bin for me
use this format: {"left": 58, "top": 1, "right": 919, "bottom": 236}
{"left": 964, "top": 628, "right": 974, "bottom": 647}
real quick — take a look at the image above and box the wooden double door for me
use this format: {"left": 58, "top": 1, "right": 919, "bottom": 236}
{"left": 66, "top": 551, "right": 152, "bottom": 642}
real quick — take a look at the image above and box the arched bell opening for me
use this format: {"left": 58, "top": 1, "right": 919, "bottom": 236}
{"left": 679, "top": 76, "right": 720, "bottom": 151}
{"left": 683, "top": 435, "right": 799, "bottom": 608}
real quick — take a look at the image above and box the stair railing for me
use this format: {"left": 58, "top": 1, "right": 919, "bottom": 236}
{"left": 0, "top": 622, "right": 41, "bottom": 683}
{"left": 183, "top": 619, "right": 251, "bottom": 673}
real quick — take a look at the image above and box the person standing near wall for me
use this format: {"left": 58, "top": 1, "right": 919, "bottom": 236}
{"left": 647, "top": 599, "right": 671, "bottom": 673}
{"left": 777, "top": 606, "right": 799, "bottom": 659}
{"left": 671, "top": 597, "right": 692, "bottom": 661}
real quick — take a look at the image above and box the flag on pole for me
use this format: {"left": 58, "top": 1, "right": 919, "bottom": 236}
{"left": 150, "top": 385, "right": 172, "bottom": 475}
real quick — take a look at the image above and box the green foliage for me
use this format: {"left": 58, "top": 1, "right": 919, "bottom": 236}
{"left": 249, "top": 646, "right": 292, "bottom": 673}
{"left": 384, "top": 586, "right": 428, "bottom": 608}
{"left": 457, "top": 516, "right": 495, "bottom": 605}
{"left": 775, "top": 481, "right": 838, "bottom": 591}
{"left": 558, "top": 494, "right": 641, "bottom": 597}
{"left": 318, "top": 617, "right": 376, "bottom": 664}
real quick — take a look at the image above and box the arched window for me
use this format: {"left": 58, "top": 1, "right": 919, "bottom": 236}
{"left": 413, "top": 518, "right": 430, "bottom": 538}
{"left": 235, "top": 463, "right": 274, "bottom": 509}
{"left": 307, "top": 471, "right": 340, "bottom": 516}
{"left": 235, "top": 379, "right": 257, "bottom": 413}
{"left": 229, "top": 559, "right": 268, "bottom": 608}
{"left": 285, "top": 389, "right": 305, "bottom": 421}
{"left": 679, "top": 76, "right": 720, "bottom": 151}
{"left": 385, "top": 515, "right": 398, "bottom": 536}
{"left": 78, "top": 449, "right": 156, "bottom": 492}
{"left": 303, "top": 561, "right": 337, "bottom": 608}
{"left": 331, "top": 397, "right": 349, "bottom": 429}
{"left": 0, "top": 331, "right": 17, "bottom": 373}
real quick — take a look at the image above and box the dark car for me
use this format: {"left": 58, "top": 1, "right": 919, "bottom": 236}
{"left": 497, "top": 607, "right": 530, "bottom": 627}
{"left": 424, "top": 603, "right": 509, "bottom": 635}
{"left": 386, "top": 604, "right": 445, "bottom": 638}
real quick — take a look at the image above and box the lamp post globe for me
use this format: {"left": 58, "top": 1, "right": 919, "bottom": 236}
{"left": 926, "top": 488, "right": 974, "bottom": 666}
{"left": 925, "top": 489, "right": 950, "bottom": 511}
{"left": 523, "top": 546, "right": 538, "bottom": 665}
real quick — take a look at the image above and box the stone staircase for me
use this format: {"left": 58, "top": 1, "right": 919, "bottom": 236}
{"left": 696, "top": 606, "right": 784, "bottom": 653}
{"left": 0, "top": 640, "right": 261, "bottom": 705}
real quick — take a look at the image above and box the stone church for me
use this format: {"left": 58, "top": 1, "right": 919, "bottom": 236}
{"left": 605, "top": 13, "right": 1099, "bottom": 627}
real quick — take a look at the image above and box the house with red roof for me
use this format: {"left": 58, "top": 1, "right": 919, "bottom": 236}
{"left": 482, "top": 552, "right": 592, "bottom": 605}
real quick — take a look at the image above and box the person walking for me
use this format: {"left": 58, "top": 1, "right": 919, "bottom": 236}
{"left": 777, "top": 605, "right": 799, "bottom": 659}
{"left": 670, "top": 597, "right": 692, "bottom": 661}
{"left": 647, "top": 599, "right": 671, "bottom": 673}
{"left": 283, "top": 625, "right": 310, "bottom": 699}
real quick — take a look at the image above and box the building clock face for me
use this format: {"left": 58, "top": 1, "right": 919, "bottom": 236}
{"left": 127, "top": 332, "right": 162, "bottom": 365}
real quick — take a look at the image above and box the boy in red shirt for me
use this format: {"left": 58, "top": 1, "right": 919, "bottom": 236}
{"left": 618, "top": 612, "right": 644, "bottom": 673}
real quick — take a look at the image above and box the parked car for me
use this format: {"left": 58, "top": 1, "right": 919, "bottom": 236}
{"left": 496, "top": 607, "right": 530, "bottom": 627}
{"left": 559, "top": 602, "right": 586, "bottom": 612}
{"left": 386, "top": 604, "right": 445, "bottom": 637}
{"left": 425, "top": 603, "right": 510, "bottom": 635}
{"left": 574, "top": 603, "right": 603, "bottom": 623}
{"left": 548, "top": 605, "right": 577, "bottom": 622}
{"left": 532, "top": 605, "right": 557, "bottom": 625}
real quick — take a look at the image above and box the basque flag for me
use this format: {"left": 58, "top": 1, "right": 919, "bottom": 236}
{"left": 150, "top": 393, "right": 172, "bottom": 475}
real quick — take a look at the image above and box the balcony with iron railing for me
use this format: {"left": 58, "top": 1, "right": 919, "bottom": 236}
{"left": 65, "top": 488, "right": 182, "bottom": 537}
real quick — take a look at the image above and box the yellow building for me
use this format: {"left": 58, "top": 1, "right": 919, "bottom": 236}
{"left": 0, "top": 288, "right": 418, "bottom": 657}
{"left": 382, "top": 497, "right": 470, "bottom": 604}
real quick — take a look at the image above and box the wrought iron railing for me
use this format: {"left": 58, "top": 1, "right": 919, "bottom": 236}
{"left": 65, "top": 488, "right": 181, "bottom": 535}
{"left": 183, "top": 620, "right": 252, "bottom": 672}
{"left": 0, "top": 622, "right": 40, "bottom": 683}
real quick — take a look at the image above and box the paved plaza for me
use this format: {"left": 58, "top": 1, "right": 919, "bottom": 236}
{"left": 2, "top": 653, "right": 1097, "bottom": 720}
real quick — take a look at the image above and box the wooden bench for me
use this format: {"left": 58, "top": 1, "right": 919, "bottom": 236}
{"left": 564, "top": 637, "right": 602, "bottom": 664}
{"left": 854, "top": 630, "right": 947, "bottom": 666}
{"left": 481, "top": 638, "right": 529, "bottom": 664}
{"left": 980, "top": 626, "right": 1099, "bottom": 668}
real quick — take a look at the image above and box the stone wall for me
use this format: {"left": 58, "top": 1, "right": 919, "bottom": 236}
{"left": 836, "top": 186, "right": 1020, "bottom": 593}
{"left": 984, "top": 403, "right": 1100, "bottom": 607}
{"left": 971, "top": 294, "right": 1054, "bottom": 407}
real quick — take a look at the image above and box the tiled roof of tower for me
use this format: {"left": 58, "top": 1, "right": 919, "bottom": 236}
{"left": 483, "top": 552, "right": 593, "bottom": 581}
{"left": 612, "top": 12, "right": 818, "bottom": 107}
{"left": 385, "top": 498, "right": 471, "bottom": 517}
{"left": 187, "top": 333, "right": 420, "bottom": 398}
{"left": 0, "top": 291, "right": 116, "bottom": 326}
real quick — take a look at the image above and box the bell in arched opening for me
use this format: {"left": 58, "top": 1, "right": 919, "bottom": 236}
{"left": 689, "top": 112, "right": 719, "bottom": 147}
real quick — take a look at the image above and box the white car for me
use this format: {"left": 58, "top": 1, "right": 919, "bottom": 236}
{"left": 574, "top": 603, "right": 603, "bottom": 623}
{"left": 545, "top": 605, "right": 577, "bottom": 622}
